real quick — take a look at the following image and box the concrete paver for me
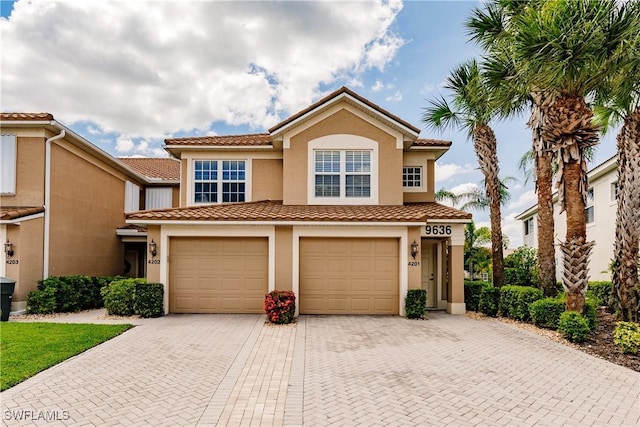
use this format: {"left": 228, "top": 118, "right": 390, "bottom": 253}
{"left": 1, "top": 311, "right": 639, "bottom": 426}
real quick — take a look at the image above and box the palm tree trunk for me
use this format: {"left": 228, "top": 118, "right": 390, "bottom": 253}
{"left": 612, "top": 108, "right": 640, "bottom": 322}
{"left": 529, "top": 101, "right": 558, "bottom": 297}
{"left": 544, "top": 95, "right": 599, "bottom": 313}
{"left": 473, "top": 124, "right": 505, "bottom": 288}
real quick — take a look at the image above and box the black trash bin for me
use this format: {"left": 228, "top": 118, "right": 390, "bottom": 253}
{"left": 1, "top": 277, "right": 16, "bottom": 321}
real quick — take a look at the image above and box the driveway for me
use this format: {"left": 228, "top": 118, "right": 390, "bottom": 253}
{"left": 1, "top": 312, "right": 638, "bottom": 426}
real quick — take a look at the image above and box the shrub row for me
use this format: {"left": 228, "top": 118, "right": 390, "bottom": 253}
{"left": 405, "top": 289, "right": 427, "bottom": 319}
{"left": 101, "top": 279, "right": 164, "bottom": 318}
{"left": 27, "top": 276, "right": 122, "bottom": 314}
{"left": 500, "top": 286, "right": 543, "bottom": 321}
{"left": 586, "top": 281, "right": 613, "bottom": 309}
{"left": 464, "top": 281, "right": 487, "bottom": 312}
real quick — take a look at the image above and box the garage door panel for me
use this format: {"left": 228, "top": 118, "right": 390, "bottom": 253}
{"left": 169, "top": 237, "right": 268, "bottom": 313}
{"left": 300, "top": 238, "right": 399, "bottom": 315}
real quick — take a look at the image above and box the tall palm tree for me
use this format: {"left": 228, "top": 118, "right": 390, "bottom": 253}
{"left": 594, "top": 3, "right": 640, "bottom": 321}
{"left": 423, "top": 60, "right": 505, "bottom": 288}
{"left": 467, "top": 0, "right": 559, "bottom": 298}
{"left": 470, "top": 0, "right": 636, "bottom": 311}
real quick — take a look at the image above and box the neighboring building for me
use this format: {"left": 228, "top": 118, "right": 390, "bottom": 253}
{"left": 0, "top": 113, "right": 150, "bottom": 311}
{"left": 127, "top": 87, "right": 472, "bottom": 316}
{"left": 515, "top": 156, "right": 617, "bottom": 281}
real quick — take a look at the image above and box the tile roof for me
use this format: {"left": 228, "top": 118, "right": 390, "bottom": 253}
{"left": 117, "top": 224, "right": 148, "bottom": 232}
{"left": 165, "top": 133, "right": 272, "bottom": 147}
{"left": 118, "top": 158, "right": 181, "bottom": 180}
{"left": 0, "top": 206, "right": 45, "bottom": 221}
{"left": 412, "top": 138, "right": 452, "bottom": 147}
{"left": 1, "top": 113, "right": 54, "bottom": 121}
{"left": 126, "top": 200, "right": 471, "bottom": 222}
{"left": 268, "top": 87, "right": 421, "bottom": 134}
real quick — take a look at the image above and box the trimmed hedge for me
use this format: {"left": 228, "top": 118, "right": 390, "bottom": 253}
{"left": 500, "top": 286, "right": 543, "bottom": 321}
{"left": 405, "top": 289, "right": 427, "bottom": 319}
{"left": 529, "top": 297, "right": 566, "bottom": 329}
{"left": 27, "top": 275, "right": 122, "bottom": 314}
{"left": 587, "top": 281, "right": 613, "bottom": 308}
{"left": 101, "top": 278, "right": 164, "bottom": 317}
{"left": 464, "top": 281, "right": 489, "bottom": 312}
{"left": 614, "top": 322, "right": 640, "bottom": 354}
{"left": 479, "top": 287, "right": 500, "bottom": 317}
{"left": 558, "top": 311, "right": 590, "bottom": 343}
{"left": 133, "top": 282, "right": 164, "bottom": 318}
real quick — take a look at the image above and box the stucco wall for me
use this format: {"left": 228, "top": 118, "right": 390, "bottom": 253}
{"left": 4, "top": 217, "right": 44, "bottom": 304}
{"left": 0, "top": 134, "right": 45, "bottom": 206}
{"left": 253, "top": 159, "right": 283, "bottom": 201}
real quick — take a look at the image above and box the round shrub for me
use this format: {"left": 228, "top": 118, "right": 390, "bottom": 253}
{"left": 479, "top": 287, "right": 500, "bottom": 317}
{"left": 405, "top": 289, "right": 427, "bottom": 319}
{"left": 613, "top": 322, "right": 640, "bottom": 354}
{"left": 101, "top": 279, "right": 144, "bottom": 316}
{"left": 558, "top": 311, "right": 590, "bottom": 343}
{"left": 529, "top": 297, "right": 565, "bottom": 329}
{"left": 134, "top": 282, "right": 164, "bottom": 318}
{"left": 264, "top": 290, "right": 296, "bottom": 324}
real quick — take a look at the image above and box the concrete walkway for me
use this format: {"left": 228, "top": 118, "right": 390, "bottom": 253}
{"left": 1, "top": 311, "right": 638, "bottom": 426}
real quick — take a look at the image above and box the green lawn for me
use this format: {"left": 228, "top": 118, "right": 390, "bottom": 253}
{"left": 0, "top": 322, "right": 132, "bottom": 391}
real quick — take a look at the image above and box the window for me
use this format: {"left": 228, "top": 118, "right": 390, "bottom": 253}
{"left": 585, "top": 188, "right": 594, "bottom": 224}
{"left": 0, "top": 135, "right": 17, "bottom": 194}
{"left": 524, "top": 218, "right": 534, "bottom": 236}
{"left": 125, "top": 181, "right": 140, "bottom": 212}
{"left": 194, "top": 160, "right": 245, "bottom": 203}
{"left": 611, "top": 182, "right": 618, "bottom": 201}
{"left": 314, "top": 150, "right": 370, "bottom": 198}
{"left": 403, "top": 167, "right": 422, "bottom": 188}
{"left": 146, "top": 187, "right": 172, "bottom": 210}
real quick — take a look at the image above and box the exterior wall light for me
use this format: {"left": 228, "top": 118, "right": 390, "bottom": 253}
{"left": 149, "top": 239, "right": 157, "bottom": 257}
{"left": 4, "top": 240, "right": 14, "bottom": 258}
{"left": 411, "top": 239, "right": 419, "bottom": 260}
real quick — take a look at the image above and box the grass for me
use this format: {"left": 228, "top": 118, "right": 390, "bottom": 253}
{"left": 0, "top": 322, "right": 132, "bottom": 391}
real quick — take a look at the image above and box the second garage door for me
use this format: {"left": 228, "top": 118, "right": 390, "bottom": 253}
{"left": 169, "top": 237, "right": 268, "bottom": 313}
{"left": 299, "top": 237, "right": 399, "bottom": 314}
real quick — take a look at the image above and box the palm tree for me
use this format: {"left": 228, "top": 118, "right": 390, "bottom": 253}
{"left": 594, "top": 3, "right": 640, "bottom": 321}
{"left": 434, "top": 188, "right": 461, "bottom": 207}
{"left": 469, "top": 0, "right": 636, "bottom": 311}
{"left": 423, "top": 60, "right": 506, "bottom": 288}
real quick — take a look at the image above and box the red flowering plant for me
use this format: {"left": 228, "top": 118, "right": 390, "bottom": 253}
{"left": 264, "top": 290, "right": 296, "bottom": 324}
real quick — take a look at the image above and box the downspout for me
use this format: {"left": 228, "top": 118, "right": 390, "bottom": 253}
{"left": 43, "top": 128, "right": 65, "bottom": 278}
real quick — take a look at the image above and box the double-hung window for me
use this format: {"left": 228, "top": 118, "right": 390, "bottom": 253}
{"left": 0, "top": 135, "right": 17, "bottom": 194}
{"left": 314, "top": 150, "right": 371, "bottom": 198}
{"left": 585, "top": 187, "right": 594, "bottom": 224}
{"left": 194, "top": 160, "right": 245, "bottom": 203}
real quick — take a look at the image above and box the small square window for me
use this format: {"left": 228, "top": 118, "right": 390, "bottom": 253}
{"left": 403, "top": 167, "right": 422, "bottom": 188}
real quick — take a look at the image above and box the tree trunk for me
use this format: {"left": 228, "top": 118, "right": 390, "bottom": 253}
{"left": 612, "top": 108, "right": 640, "bottom": 322}
{"left": 473, "top": 125, "right": 505, "bottom": 288}
{"left": 543, "top": 95, "right": 599, "bottom": 313}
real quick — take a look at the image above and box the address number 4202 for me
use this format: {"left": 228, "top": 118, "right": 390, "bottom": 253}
{"left": 425, "top": 225, "right": 452, "bottom": 235}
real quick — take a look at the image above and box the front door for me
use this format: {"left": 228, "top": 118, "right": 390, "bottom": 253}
{"left": 421, "top": 239, "right": 438, "bottom": 308}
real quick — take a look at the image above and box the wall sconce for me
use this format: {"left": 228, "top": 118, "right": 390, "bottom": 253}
{"left": 4, "top": 240, "right": 14, "bottom": 258}
{"left": 149, "top": 239, "right": 157, "bottom": 257}
{"left": 411, "top": 239, "right": 419, "bottom": 260}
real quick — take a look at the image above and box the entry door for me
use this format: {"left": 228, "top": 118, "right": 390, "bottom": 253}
{"left": 421, "top": 240, "right": 438, "bottom": 308}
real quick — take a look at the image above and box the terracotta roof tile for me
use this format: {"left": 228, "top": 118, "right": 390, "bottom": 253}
{"left": 126, "top": 200, "right": 471, "bottom": 222}
{"left": 165, "top": 133, "right": 272, "bottom": 147}
{"left": 412, "top": 138, "right": 452, "bottom": 147}
{"left": 118, "top": 158, "right": 180, "bottom": 180}
{"left": 0, "top": 206, "right": 45, "bottom": 221}
{"left": 117, "top": 224, "right": 148, "bottom": 232}
{"left": 268, "top": 87, "right": 421, "bottom": 134}
{"left": 1, "top": 113, "right": 54, "bottom": 121}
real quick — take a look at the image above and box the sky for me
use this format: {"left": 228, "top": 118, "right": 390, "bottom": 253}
{"left": 0, "top": 0, "right": 618, "bottom": 247}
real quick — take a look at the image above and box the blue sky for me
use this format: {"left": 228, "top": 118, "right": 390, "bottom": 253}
{"left": 0, "top": 0, "right": 618, "bottom": 246}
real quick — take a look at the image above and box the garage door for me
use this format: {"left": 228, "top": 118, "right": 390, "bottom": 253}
{"left": 299, "top": 238, "right": 399, "bottom": 314}
{"left": 169, "top": 237, "right": 268, "bottom": 313}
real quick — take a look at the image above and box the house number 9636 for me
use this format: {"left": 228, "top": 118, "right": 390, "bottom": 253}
{"left": 425, "top": 225, "right": 452, "bottom": 235}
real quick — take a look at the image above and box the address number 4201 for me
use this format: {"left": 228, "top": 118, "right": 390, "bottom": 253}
{"left": 425, "top": 225, "right": 452, "bottom": 235}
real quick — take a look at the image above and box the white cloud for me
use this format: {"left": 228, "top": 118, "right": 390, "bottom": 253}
{"left": 507, "top": 189, "right": 537, "bottom": 211}
{"left": 420, "top": 82, "right": 436, "bottom": 95}
{"left": 1, "top": 0, "right": 405, "bottom": 139}
{"left": 450, "top": 182, "right": 479, "bottom": 195}
{"left": 385, "top": 90, "right": 402, "bottom": 102}
{"left": 502, "top": 212, "right": 523, "bottom": 249}
{"left": 115, "top": 135, "right": 135, "bottom": 153}
{"left": 372, "top": 80, "right": 385, "bottom": 92}
{"left": 435, "top": 162, "right": 475, "bottom": 183}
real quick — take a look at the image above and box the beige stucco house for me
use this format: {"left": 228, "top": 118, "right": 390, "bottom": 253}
{"left": 516, "top": 156, "right": 617, "bottom": 281}
{"left": 127, "top": 87, "right": 472, "bottom": 316}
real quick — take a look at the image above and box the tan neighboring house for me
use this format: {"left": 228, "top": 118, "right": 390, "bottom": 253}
{"left": 127, "top": 87, "right": 472, "bottom": 316}
{"left": 516, "top": 156, "right": 617, "bottom": 281}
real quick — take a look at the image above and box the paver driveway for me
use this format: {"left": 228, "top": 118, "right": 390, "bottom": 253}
{"left": 1, "top": 312, "right": 639, "bottom": 426}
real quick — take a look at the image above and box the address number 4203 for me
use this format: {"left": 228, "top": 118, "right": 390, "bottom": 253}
{"left": 425, "top": 225, "right": 452, "bottom": 235}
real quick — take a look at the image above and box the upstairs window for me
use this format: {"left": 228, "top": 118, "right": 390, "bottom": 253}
{"left": 524, "top": 218, "right": 534, "bottom": 236}
{"left": 402, "top": 166, "right": 422, "bottom": 188}
{"left": 0, "top": 135, "right": 17, "bottom": 194}
{"left": 125, "top": 181, "right": 140, "bottom": 212}
{"left": 194, "top": 160, "right": 245, "bottom": 203}
{"left": 146, "top": 187, "right": 173, "bottom": 210}
{"left": 611, "top": 181, "right": 618, "bottom": 201}
{"left": 314, "top": 150, "right": 371, "bottom": 198}
{"left": 585, "top": 188, "right": 594, "bottom": 224}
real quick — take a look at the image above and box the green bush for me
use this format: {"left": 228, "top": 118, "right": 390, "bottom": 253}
{"left": 587, "top": 281, "right": 613, "bottom": 309}
{"left": 529, "top": 297, "right": 566, "bottom": 329}
{"left": 613, "top": 322, "right": 640, "bottom": 354}
{"left": 405, "top": 289, "right": 427, "bottom": 319}
{"left": 134, "top": 282, "right": 164, "bottom": 318}
{"left": 101, "top": 279, "right": 144, "bottom": 316}
{"left": 479, "top": 287, "right": 500, "bottom": 317}
{"left": 583, "top": 298, "right": 597, "bottom": 331}
{"left": 558, "top": 311, "right": 590, "bottom": 343}
{"left": 503, "top": 246, "right": 539, "bottom": 288}
{"left": 500, "top": 286, "right": 543, "bottom": 321}
{"left": 27, "top": 275, "right": 122, "bottom": 314}
{"left": 464, "top": 281, "right": 488, "bottom": 312}
{"left": 26, "top": 287, "right": 57, "bottom": 314}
